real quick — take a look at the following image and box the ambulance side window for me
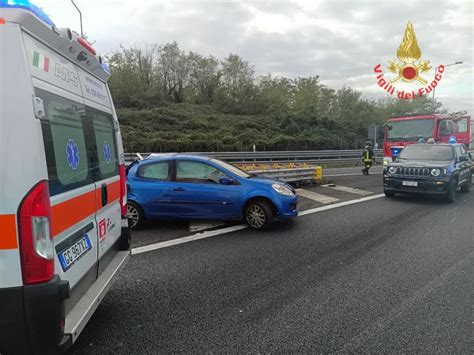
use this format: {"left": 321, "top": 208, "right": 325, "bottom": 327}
{"left": 88, "top": 107, "right": 118, "bottom": 179}
{"left": 39, "top": 89, "right": 93, "bottom": 196}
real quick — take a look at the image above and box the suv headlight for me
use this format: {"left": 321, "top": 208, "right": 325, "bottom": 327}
{"left": 272, "top": 183, "right": 293, "bottom": 196}
{"left": 430, "top": 168, "right": 441, "bottom": 177}
{"left": 388, "top": 166, "right": 397, "bottom": 174}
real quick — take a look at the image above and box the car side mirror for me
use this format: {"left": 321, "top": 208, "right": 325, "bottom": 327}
{"left": 219, "top": 176, "right": 235, "bottom": 185}
{"left": 469, "top": 153, "right": 472, "bottom": 159}
{"left": 459, "top": 155, "right": 469, "bottom": 162}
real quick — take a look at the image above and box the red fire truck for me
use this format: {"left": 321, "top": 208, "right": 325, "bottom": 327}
{"left": 383, "top": 114, "right": 472, "bottom": 165}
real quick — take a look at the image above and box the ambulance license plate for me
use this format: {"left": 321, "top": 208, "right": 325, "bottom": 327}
{"left": 58, "top": 235, "right": 92, "bottom": 271}
{"left": 402, "top": 181, "right": 418, "bottom": 187}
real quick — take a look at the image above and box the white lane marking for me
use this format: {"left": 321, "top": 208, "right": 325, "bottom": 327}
{"left": 189, "top": 221, "right": 226, "bottom": 232}
{"left": 131, "top": 193, "right": 385, "bottom": 255}
{"left": 322, "top": 184, "right": 373, "bottom": 196}
{"left": 131, "top": 225, "right": 248, "bottom": 255}
{"left": 296, "top": 188, "right": 339, "bottom": 204}
{"left": 298, "top": 194, "right": 385, "bottom": 216}
{"left": 325, "top": 172, "right": 383, "bottom": 177}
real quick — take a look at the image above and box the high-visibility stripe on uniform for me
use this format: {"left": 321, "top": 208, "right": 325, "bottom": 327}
{"left": 0, "top": 214, "right": 18, "bottom": 250}
{"left": 363, "top": 150, "right": 372, "bottom": 163}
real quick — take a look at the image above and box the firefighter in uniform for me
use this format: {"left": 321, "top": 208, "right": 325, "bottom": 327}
{"left": 362, "top": 141, "right": 375, "bottom": 175}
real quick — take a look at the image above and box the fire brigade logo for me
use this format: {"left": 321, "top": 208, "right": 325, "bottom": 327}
{"left": 387, "top": 21, "right": 431, "bottom": 84}
{"left": 373, "top": 21, "right": 446, "bottom": 100}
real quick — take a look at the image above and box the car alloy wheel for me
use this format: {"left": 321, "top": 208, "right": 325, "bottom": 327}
{"left": 127, "top": 203, "right": 141, "bottom": 229}
{"left": 246, "top": 204, "right": 266, "bottom": 229}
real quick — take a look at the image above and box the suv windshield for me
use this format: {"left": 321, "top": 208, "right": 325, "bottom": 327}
{"left": 386, "top": 118, "right": 434, "bottom": 141}
{"left": 398, "top": 145, "right": 453, "bottom": 161}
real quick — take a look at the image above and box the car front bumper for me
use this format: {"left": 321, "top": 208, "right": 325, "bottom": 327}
{"left": 275, "top": 194, "right": 299, "bottom": 218}
{"left": 383, "top": 175, "right": 450, "bottom": 195}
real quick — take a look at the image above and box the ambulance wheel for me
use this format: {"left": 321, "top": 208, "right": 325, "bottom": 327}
{"left": 127, "top": 201, "right": 143, "bottom": 229}
{"left": 119, "top": 226, "right": 131, "bottom": 251}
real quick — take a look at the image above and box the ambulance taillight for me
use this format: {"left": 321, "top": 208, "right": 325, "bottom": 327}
{"left": 18, "top": 181, "right": 55, "bottom": 285}
{"left": 119, "top": 164, "right": 127, "bottom": 218}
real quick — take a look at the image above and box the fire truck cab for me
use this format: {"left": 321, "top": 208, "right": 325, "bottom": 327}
{"left": 0, "top": 1, "right": 130, "bottom": 353}
{"left": 383, "top": 114, "right": 471, "bottom": 165}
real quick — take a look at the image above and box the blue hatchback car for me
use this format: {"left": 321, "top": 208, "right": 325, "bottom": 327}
{"left": 126, "top": 154, "right": 298, "bottom": 230}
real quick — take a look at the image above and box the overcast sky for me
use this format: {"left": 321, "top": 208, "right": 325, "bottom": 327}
{"left": 39, "top": 0, "right": 473, "bottom": 114}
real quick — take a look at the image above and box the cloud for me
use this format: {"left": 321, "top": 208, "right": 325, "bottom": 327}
{"left": 37, "top": 0, "right": 473, "bottom": 114}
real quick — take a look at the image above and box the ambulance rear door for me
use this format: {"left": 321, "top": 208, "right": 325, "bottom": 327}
{"left": 23, "top": 33, "right": 102, "bottom": 299}
{"left": 77, "top": 69, "right": 122, "bottom": 265}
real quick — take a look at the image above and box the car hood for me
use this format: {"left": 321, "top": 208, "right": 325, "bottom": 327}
{"left": 247, "top": 175, "right": 294, "bottom": 190}
{"left": 391, "top": 160, "right": 451, "bottom": 168}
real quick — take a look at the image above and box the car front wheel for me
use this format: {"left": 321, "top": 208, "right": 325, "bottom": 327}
{"left": 384, "top": 189, "right": 395, "bottom": 198}
{"left": 444, "top": 178, "right": 458, "bottom": 203}
{"left": 127, "top": 201, "right": 143, "bottom": 229}
{"left": 460, "top": 173, "right": 471, "bottom": 193}
{"left": 245, "top": 200, "right": 273, "bottom": 230}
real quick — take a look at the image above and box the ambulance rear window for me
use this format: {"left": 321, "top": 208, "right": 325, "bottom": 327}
{"left": 89, "top": 108, "right": 118, "bottom": 179}
{"left": 40, "top": 92, "right": 93, "bottom": 195}
{"left": 38, "top": 88, "right": 119, "bottom": 196}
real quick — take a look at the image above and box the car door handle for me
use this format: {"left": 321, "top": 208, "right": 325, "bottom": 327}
{"left": 173, "top": 187, "right": 185, "bottom": 192}
{"left": 101, "top": 183, "right": 108, "bottom": 207}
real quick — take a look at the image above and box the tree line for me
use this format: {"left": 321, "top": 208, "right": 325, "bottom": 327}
{"left": 107, "top": 42, "right": 447, "bottom": 152}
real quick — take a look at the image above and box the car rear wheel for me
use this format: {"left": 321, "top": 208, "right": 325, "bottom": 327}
{"left": 384, "top": 189, "right": 395, "bottom": 198}
{"left": 245, "top": 200, "right": 273, "bottom": 230}
{"left": 444, "top": 179, "right": 458, "bottom": 203}
{"left": 127, "top": 201, "right": 143, "bottom": 229}
{"left": 460, "top": 174, "right": 471, "bottom": 193}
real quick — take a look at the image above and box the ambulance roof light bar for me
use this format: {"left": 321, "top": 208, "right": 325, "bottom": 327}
{"left": 0, "top": 0, "right": 54, "bottom": 26}
{"left": 1, "top": 0, "right": 112, "bottom": 80}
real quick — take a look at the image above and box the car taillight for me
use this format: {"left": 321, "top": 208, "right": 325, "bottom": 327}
{"left": 119, "top": 164, "right": 127, "bottom": 217}
{"left": 18, "top": 181, "right": 54, "bottom": 285}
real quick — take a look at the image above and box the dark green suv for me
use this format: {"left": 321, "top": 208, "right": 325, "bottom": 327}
{"left": 383, "top": 143, "right": 472, "bottom": 202}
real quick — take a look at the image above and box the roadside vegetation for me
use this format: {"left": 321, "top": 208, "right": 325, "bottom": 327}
{"left": 108, "top": 42, "right": 452, "bottom": 153}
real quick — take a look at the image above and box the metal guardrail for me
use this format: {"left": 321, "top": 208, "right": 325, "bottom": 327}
{"left": 125, "top": 149, "right": 383, "bottom": 165}
{"left": 249, "top": 166, "right": 323, "bottom": 184}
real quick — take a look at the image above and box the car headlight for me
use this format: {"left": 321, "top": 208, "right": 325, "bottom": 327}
{"left": 430, "top": 168, "right": 441, "bottom": 177}
{"left": 272, "top": 183, "right": 294, "bottom": 196}
{"left": 388, "top": 166, "right": 397, "bottom": 174}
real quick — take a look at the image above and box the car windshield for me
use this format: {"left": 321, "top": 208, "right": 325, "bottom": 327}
{"left": 398, "top": 145, "right": 453, "bottom": 161}
{"left": 386, "top": 118, "right": 434, "bottom": 141}
{"left": 210, "top": 158, "right": 250, "bottom": 178}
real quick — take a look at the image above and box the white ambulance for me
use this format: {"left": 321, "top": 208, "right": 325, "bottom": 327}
{"left": 0, "top": 1, "right": 130, "bottom": 353}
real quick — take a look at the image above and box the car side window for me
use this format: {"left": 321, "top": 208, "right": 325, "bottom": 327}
{"left": 176, "top": 160, "right": 227, "bottom": 183}
{"left": 455, "top": 146, "right": 467, "bottom": 160}
{"left": 137, "top": 162, "right": 170, "bottom": 180}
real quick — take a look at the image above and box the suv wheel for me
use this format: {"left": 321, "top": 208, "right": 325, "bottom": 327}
{"left": 127, "top": 201, "right": 143, "bottom": 229}
{"left": 444, "top": 178, "right": 458, "bottom": 203}
{"left": 384, "top": 189, "right": 395, "bottom": 198}
{"left": 245, "top": 200, "right": 273, "bottom": 230}
{"left": 460, "top": 173, "right": 472, "bottom": 193}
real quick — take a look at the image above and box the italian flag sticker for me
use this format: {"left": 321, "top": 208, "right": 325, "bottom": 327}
{"left": 32, "top": 51, "right": 50, "bottom": 72}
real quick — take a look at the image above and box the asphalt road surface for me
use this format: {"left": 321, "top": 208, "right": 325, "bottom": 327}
{"left": 69, "top": 173, "right": 473, "bottom": 354}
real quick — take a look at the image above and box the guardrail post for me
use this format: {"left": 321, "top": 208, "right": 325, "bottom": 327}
{"left": 314, "top": 166, "right": 323, "bottom": 184}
